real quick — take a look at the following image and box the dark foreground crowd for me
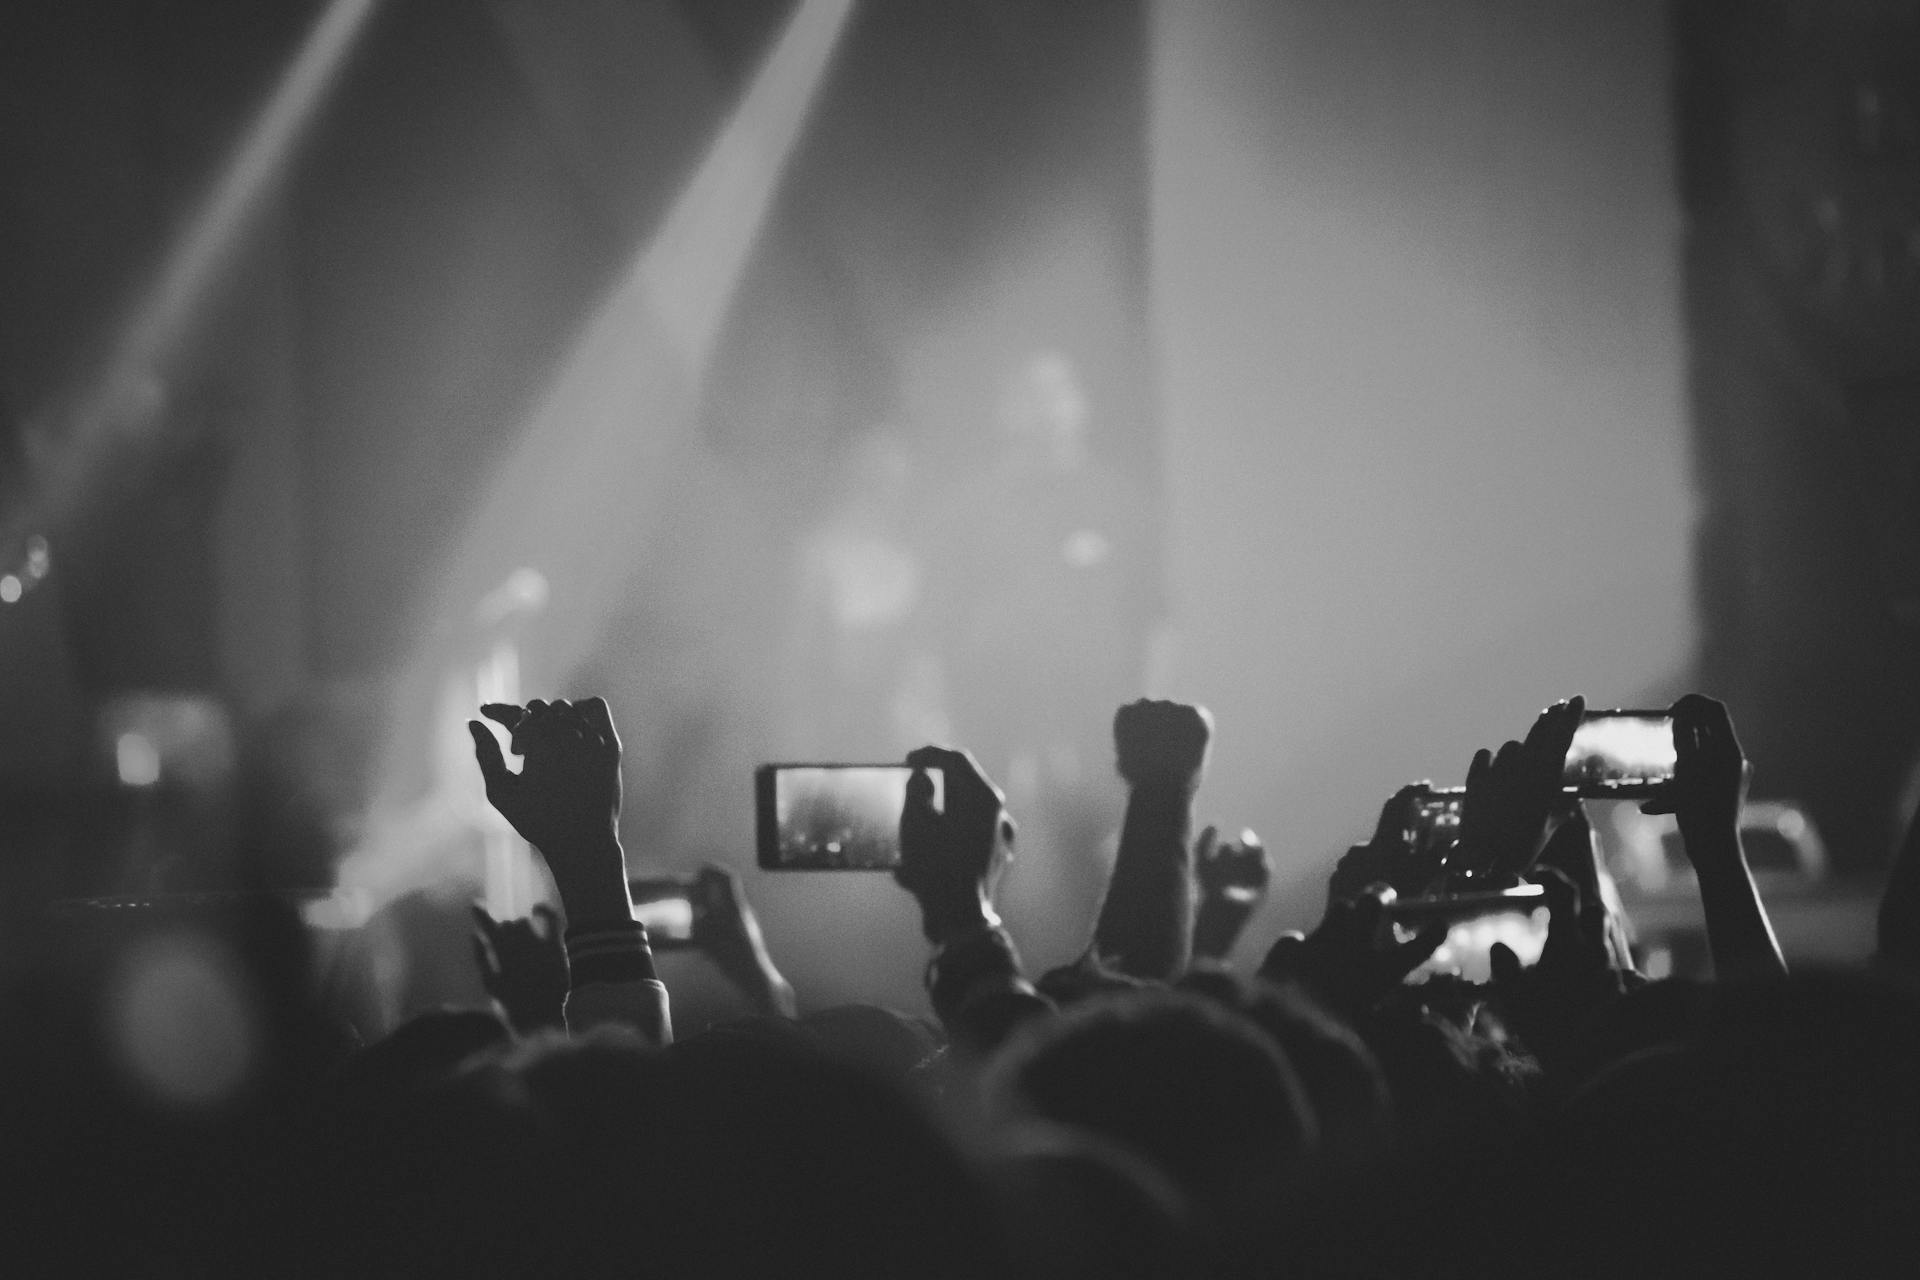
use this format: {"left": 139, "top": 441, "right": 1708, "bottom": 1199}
{"left": 6, "top": 690, "right": 1920, "bottom": 1278}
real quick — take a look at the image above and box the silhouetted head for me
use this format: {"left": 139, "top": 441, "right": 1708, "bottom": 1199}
{"left": 984, "top": 990, "right": 1316, "bottom": 1226}
{"left": 1179, "top": 970, "right": 1393, "bottom": 1168}
{"left": 984, "top": 1120, "right": 1197, "bottom": 1280}
{"left": 1545, "top": 972, "right": 1920, "bottom": 1278}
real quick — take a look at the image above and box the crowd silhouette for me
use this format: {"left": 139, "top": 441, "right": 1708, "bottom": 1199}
{"left": 6, "top": 684, "right": 1920, "bottom": 1277}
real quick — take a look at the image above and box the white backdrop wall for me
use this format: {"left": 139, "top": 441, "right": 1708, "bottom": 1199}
{"left": 1149, "top": 0, "right": 1696, "bottom": 951}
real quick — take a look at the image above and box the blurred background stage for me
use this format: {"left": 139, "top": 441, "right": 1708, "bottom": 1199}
{"left": 2, "top": 0, "right": 1917, "bottom": 1032}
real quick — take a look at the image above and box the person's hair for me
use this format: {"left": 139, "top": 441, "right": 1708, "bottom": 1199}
{"left": 495, "top": 1024, "right": 1008, "bottom": 1277}
{"left": 984, "top": 1120, "right": 1197, "bottom": 1280}
{"left": 1179, "top": 969, "right": 1392, "bottom": 1166}
{"left": 984, "top": 989, "right": 1316, "bottom": 1225}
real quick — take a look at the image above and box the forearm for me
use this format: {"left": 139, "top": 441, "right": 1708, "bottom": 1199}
{"left": 1092, "top": 782, "right": 1195, "bottom": 980}
{"left": 738, "top": 950, "right": 799, "bottom": 1020}
{"left": 538, "top": 835, "right": 678, "bottom": 1043}
{"left": 563, "top": 919, "right": 673, "bottom": 1044}
{"left": 543, "top": 834, "right": 635, "bottom": 931}
{"left": 927, "top": 917, "right": 1049, "bottom": 1056}
{"left": 1685, "top": 827, "right": 1786, "bottom": 980}
{"left": 1191, "top": 896, "right": 1256, "bottom": 963}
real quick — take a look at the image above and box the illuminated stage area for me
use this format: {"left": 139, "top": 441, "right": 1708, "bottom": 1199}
{"left": 2, "top": 1, "right": 1919, "bottom": 1274}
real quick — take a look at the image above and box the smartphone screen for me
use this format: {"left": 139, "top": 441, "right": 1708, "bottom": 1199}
{"left": 1411, "top": 785, "right": 1465, "bottom": 847}
{"left": 628, "top": 877, "right": 699, "bottom": 947}
{"left": 754, "top": 764, "right": 943, "bottom": 870}
{"left": 1405, "top": 905, "right": 1549, "bottom": 984}
{"left": 1562, "top": 711, "right": 1675, "bottom": 798}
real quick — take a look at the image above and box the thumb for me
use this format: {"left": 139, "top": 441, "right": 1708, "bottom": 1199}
{"left": 469, "top": 720, "right": 512, "bottom": 799}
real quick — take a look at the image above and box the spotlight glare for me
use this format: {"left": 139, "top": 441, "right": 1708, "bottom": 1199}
{"left": 360, "top": 0, "right": 856, "bottom": 905}
{"left": 5, "top": 0, "right": 380, "bottom": 553}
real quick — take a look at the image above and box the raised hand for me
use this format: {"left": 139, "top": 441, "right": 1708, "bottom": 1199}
{"left": 471, "top": 902, "right": 568, "bottom": 1034}
{"left": 1454, "top": 697, "right": 1585, "bottom": 885}
{"left": 1489, "top": 864, "right": 1610, "bottom": 991}
{"left": 1191, "top": 826, "right": 1272, "bottom": 962}
{"left": 1329, "top": 783, "right": 1434, "bottom": 907}
{"left": 1095, "top": 699, "right": 1215, "bottom": 978}
{"left": 895, "top": 745, "right": 1015, "bottom": 945}
{"left": 691, "top": 864, "right": 797, "bottom": 1018}
{"left": 1641, "top": 694, "right": 1784, "bottom": 979}
{"left": 1112, "top": 698, "right": 1213, "bottom": 790}
{"left": 469, "top": 697, "right": 632, "bottom": 930}
{"left": 1261, "top": 883, "right": 1448, "bottom": 1014}
{"left": 1640, "top": 693, "right": 1749, "bottom": 840}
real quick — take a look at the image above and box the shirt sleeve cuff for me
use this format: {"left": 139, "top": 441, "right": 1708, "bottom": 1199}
{"left": 565, "top": 919, "right": 659, "bottom": 987}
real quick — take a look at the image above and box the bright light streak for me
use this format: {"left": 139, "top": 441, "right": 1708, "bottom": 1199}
{"left": 6, "top": 0, "right": 379, "bottom": 548}
{"left": 360, "top": 0, "right": 854, "bottom": 876}
{"left": 351, "top": 0, "right": 853, "bottom": 915}
{"left": 424, "top": 0, "right": 856, "bottom": 658}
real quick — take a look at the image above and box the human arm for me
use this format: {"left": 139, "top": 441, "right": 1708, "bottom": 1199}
{"left": 1190, "top": 825, "right": 1271, "bottom": 966}
{"left": 469, "top": 697, "right": 672, "bottom": 1044}
{"left": 470, "top": 902, "right": 568, "bottom": 1035}
{"left": 894, "top": 744, "right": 1048, "bottom": 1055}
{"left": 1090, "top": 699, "right": 1212, "bottom": 980}
{"left": 1257, "top": 883, "right": 1448, "bottom": 1018}
{"left": 1486, "top": 812, "right": 1640, "bottom": 1075}
{"left": 1640, "top": 694, "right": 1785, "bottom": 981}
{"left": 1451, "top": 697, "right": 1585, "bottom": 887}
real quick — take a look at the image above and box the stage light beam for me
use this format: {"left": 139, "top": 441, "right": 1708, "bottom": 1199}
{"left": 352, "top": 0, "right": 856, "bottom": 910}
{"left": 6, "top": 0, "right": 380, "bottom": 550}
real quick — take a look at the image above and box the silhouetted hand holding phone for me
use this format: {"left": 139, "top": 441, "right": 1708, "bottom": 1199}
{"left": 1260, "top": 882, "right": 1448, "bottom": 1015}
{"left": 1640, "top": 694, "right": 1785, "bottom": 979}
{"left": 1455, "top": 697, "right": 1585, "bottom": 885}
{"left": 1329, "top": 783, "right": 1434, "bottom": 906}
{"left": 895, "top": 745, "right": 1014, "bottom": 945}
{"left": 1488, "top": 816, "right": 1633, "bottom": 1072}
{"left": 1639, "top": 693, "right": 1747, "bottom": 835}
{"left": 1191, "top": 825, "right": 1270, "bottom": 964}
{"left": 471, "top": 902, "right": 568, "bottom": 1034}
{"left": 896, "top": 744, "right": 1043, "bottom": 1053}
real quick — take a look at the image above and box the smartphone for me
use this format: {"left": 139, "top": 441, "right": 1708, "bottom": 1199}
{"left": 754, "top": 764, "right": 944, "bottom": 870}
{"left": 628, "top": 876, "right": 701, "bottom": 948}
{"left": 1562, "top": 710, "right": 1675, "bottom": 798}
{"left": 1385, "top": 882, "right": 1545, "bottom": 922}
